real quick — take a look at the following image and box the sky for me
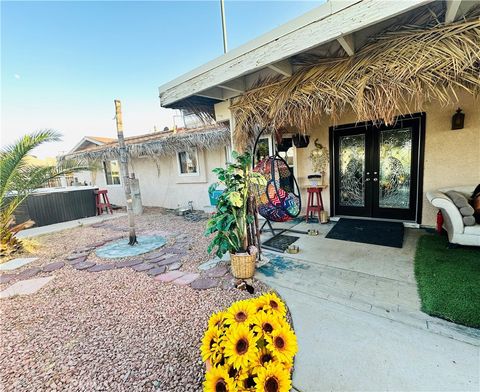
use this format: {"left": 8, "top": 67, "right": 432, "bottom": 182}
{"left": 1, "top": 0, "right": 323, "bottom": 158}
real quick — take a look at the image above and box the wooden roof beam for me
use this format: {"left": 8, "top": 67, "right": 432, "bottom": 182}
{"left": 195, "top": 87, "right": 224, "bottom": 100}
{"left": 445, "top": 0, "right": 462, "bottom": 23}
{"left": 337, "top": 33, "right": 355, "bottom": 56}
{"left": 218, "top": 78, "right": 245, "bottom": 93}
{"left": 267, "top": 59, "right": 293, "bottom": 77}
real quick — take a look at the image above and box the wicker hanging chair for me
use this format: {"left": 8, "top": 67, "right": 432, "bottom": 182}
{"left": 251, "top": 128, "right": 302, "bottom": 238}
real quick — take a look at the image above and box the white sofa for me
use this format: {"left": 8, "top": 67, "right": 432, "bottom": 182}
{"left": 426, "top": 185, "right": 480, "bottom": 247}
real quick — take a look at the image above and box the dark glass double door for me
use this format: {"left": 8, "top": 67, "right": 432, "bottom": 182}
{"left": 331, "top": 114, "right": 424, "bottom": 222}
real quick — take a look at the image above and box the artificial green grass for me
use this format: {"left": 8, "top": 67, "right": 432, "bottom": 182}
{"left": 414, "top": 234, "right": 480, "bottom": 329}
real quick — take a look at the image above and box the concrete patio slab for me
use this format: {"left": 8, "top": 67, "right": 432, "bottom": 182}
{"left": 0, "top": 257, "right": 38, "bottom": 271}
{"left": 278, "top": 286, "right": 479, "bottom": 392}
{"left": 0, "top": 277, "right": 54, "bottom": 299}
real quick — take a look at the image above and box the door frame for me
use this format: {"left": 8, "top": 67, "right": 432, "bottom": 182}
{"left": 329, "top": 113, "right": 426, "bottom": 223}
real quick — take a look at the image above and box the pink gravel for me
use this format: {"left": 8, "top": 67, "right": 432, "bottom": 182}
{"left": 0, "top": 208, "right": 270, "bottom": 391}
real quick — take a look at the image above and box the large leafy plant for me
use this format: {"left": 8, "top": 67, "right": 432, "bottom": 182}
{"left": 1, "top": 130, "right": 87, "bottom": 257}
{"left": 206, "top": 151, "right": 266, "bottom": 258}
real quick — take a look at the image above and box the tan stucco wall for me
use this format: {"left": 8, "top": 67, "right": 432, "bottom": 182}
{"left": 294, "top": 90, "right": 479, "bottom": 227}
{"left": 92, "top": 147, "right": 227, "bottom": 210}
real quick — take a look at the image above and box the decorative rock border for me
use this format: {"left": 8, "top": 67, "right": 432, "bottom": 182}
{"left": 1, "top": 235, "right": 238, "bottom": 295}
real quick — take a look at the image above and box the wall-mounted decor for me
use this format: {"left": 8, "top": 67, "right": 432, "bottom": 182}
{"left": 451, "top": 108, "right": 465, "bottom": 130}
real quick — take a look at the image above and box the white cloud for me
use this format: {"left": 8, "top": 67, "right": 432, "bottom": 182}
{"left": 14, "top": 74, "right": 21, "bottom": 80}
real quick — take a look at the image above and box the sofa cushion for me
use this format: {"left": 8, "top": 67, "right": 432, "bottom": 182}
{"left": 446, "top": 190, "right": 470, "bottom": 209}
{"left": 463, "top": 216, "right": 476, "bottom": 226}
{"left": 459, "top": 205, "right": 475, "bottom": 216}
{"left": 464, "top": 224, "right": 480, "bottom": 235}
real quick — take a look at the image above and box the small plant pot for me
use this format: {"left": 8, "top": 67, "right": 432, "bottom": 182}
{"left": 285, "top": 245, "right": 299, "bottom": 254}
{"left": 230, "top": 252, "right": 256, "bottom": 279}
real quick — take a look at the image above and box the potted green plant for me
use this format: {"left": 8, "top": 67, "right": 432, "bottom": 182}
{"left": 205, "top": 151, "right": 267, "bottom": 279}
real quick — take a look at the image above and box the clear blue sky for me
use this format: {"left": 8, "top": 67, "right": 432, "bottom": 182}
{"left": 1, "top": 1, "right": 323, "bottom": 157}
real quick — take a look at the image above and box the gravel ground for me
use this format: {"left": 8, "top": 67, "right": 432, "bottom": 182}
{"left": 0, "top": 208, "right": 270, "bottom": 391}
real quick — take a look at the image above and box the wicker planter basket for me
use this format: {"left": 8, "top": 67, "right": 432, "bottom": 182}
{"left": 230, "top": 252, "right": 256, "bottom": 279}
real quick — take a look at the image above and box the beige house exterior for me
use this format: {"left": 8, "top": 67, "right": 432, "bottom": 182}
{"left": 158, "top": 0, "right": 480, "bottom": 228}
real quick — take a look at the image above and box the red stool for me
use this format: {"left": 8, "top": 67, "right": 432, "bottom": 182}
{"left": 305, "top": 187, "right": 324, "bottom": 222}
{"left": 95, "top": 190, "right": 113, "bottom": 215}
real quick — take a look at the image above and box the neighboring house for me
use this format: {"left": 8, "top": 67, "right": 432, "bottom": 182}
{"left": 62, "top": 136, "right": 116, "bottom": 186}
{"left": 60, "top": 125, "right": 231, "bottom": 210}
{"left": 158, "top": 0, "right": 480, "bottom": 227}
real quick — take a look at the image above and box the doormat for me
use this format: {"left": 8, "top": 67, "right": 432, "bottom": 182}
{"left": 263, "top": 234, "right": 299, "bottom": 252}
{"left": 325, "top": 218, "right": 404, "bottom": 248}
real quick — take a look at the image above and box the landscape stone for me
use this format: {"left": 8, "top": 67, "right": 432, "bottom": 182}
{"left": 131, "top": 263, "right": 155, "bottom": 272}
{"left": 0, "top": 257, "right": 38, "bottom": 271}
{"left": 147, "top": 266, "right": 167, "bottom": 276}
{"left": 17, "top": 267, "right": 41, "bottom": 280}
{"left": 173, "top": 273, "right": 199, "bottom": 286}
{"left": 0, "top": 276, "right": 54, "bottom": 298}
{"left": 190, "top": 278, "right": 218, "bottom": 290}
{"left": 144, "top": 251, "right": 167, "bottom": 260}
{"left": 74, "top": 262, "right": 96, "bottom": 270}
{"left": 66, "top": 254, "right": 88, "bottom": 261}
{"left": 167, "top": 262, "right": 182, "bottom": 271}
{"left": 164, "top": 247, "right": 187, "bottom": 255}
{"left": 0, "top": 274, "right": 16, "bottom": 285}
{"left": 66, "top": 256, "right": 87, "bottom": 265}
{"left": 206, "top": 265, "right": 228, "bottom": 278}
{"left": 198, "top": 258, "right": 221, "bottom": 271}
{"left": 42, "top": 262, "right": 65, "bottom": 272}
{"left": 115, "top": 259, "right": 143, "bottom": 268}
{"left": 88, "top": 264, "right": 116, "bottom": 272}
{"left": 157, "top": 256, "right": 181, "bottom": 267}
{"left": 155, "top": 270, "right": 184, "bottom": 283}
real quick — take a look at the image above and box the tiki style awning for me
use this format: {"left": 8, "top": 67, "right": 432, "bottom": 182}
{"left": 60, "top": 124, "right": 230, "bottom": 162}
{"left": 230, "top": 13, "right": 480, "bottom": 148}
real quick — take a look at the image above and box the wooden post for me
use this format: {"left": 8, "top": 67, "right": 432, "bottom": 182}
{"left": 114, "top": 99, "right": 137, "bottom": 245}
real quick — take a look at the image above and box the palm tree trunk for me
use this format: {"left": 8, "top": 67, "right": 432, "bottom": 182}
{"left": 114, "top": 100, "right": 137, "bottom": 245}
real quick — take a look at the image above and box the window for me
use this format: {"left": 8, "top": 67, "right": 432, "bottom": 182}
{"left": 103, "top": 160, "right": 121, "bottom": 185}
{"left": 177, "top": 150, "right": 199, "bottom": 175}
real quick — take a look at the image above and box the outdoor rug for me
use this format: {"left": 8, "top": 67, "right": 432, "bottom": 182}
{"left": 325, "top": 218, "right": 404, "bottom": 248}
{"left": 263, "top": 234, "right": 299, "bottom": 252}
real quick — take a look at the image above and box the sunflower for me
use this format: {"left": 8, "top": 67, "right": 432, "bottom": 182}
{"left": 201, "top": 326, "right": 223, "bottom": 364}
{"left": 204, "top": 365, "right": 236, "bottom": 392}
{"left": 225, "top": 300, "right": 256, "bottom": 326}
{"left": 259, "top": 293, "right": 286, "bottom": 317}
{"left": 252, "top": 347, "right": 276, "bottom": 371}
{"left": 254, "top": 362, "right": 291, "bottom": 392}
{"left": 265, "top": 326, "right": 297, "bottom": 363}
{"left": 223, "top": 323, "right": 258, "bottom": 369}
{"left": 235, "top": 368, "right": 258, "bottom": 391}
{"left": 208, "top": 311, "right": 226, "bottom": 330}
{"left": 252, "top": 311, "right": 281, "bottom": 337}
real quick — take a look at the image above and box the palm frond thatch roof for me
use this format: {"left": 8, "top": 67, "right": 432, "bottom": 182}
{"left": 230, "top": 17, "right": 480, "bottom": 149}
{"left": 59, "top": 124, "right": 230, "bottom": 163}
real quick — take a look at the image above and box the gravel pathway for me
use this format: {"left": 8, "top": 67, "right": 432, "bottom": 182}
{"left": 0, "top": 208, "right": 270, "bottom": 391}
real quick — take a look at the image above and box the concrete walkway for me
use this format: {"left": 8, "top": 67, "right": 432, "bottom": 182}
{"left": 17, "top": 212, "right": 126, "bottom": 239}
{"left": 256, "top": 221, "right": 480, "bottom": 391}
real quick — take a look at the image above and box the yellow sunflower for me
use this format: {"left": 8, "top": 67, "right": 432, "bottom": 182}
{"left": 265, "top": 326, "right": 297, "bottom": 363}
{"left": 260, "top": 293, "right": 287, "bottom": 317}
{"left": 203, "top": 365, "right": 236, "bottom": 392}
{"left": 254, "top": 362, "right": 291, "bottom": 392}
{"left": 252, "top": 311, "right": 281, "bottom": 337}
{"left": 223, "top": 323, "right": 258, "bottom": 369}
{"left": 208, "top": 311, "right": 226, "bottom": 330}
{"left": 235, "top": 368, "right": 258, "bottom": 391}
{"left": 201, "top": 326, "right": 223, "bottom": 364}
{"left": 252, "top": 347, "right": 276, "bottom": 371}
{"left": 225, "top": 300, "right": 256, "bottom": 326}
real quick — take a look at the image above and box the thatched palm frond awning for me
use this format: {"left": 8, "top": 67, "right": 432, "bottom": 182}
{"left": 230, "top": 17, "right": 480, "bottom": 148}
{"left": 60, "top": 124, "right": 230, "bottom": 162}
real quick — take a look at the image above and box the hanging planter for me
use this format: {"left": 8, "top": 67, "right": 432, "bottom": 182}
{"left": 292, "top": 134, "right": 310, "bottom": 148}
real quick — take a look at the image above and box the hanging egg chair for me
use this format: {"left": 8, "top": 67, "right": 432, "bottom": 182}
{"left": 251, "top": 128, "right": 304, "bottom": 239}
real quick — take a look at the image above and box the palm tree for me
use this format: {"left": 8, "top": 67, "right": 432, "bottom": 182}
{"left": 1, "top": 130, "right": 86, "bottom": 256}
